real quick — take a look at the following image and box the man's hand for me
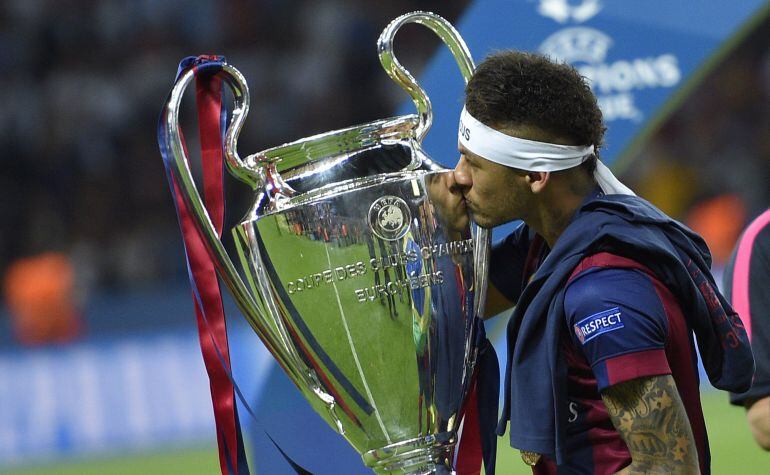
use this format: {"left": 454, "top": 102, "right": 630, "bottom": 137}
{"left": 601, "top": 375, "right": 700, "bottom": 474}
{"left": 425, "top": 171, "right": 516, "bottom": 319}
{"left": 426, "top": 171, "right": 469, "bottom": 236}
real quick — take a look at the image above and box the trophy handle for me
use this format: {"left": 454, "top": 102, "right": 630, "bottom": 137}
{"left": 377, "top": 11, "right": 475, "bottom": 142}
{"left": 379, "top": 11, "right": 490, "bottom": 377}
{"left": 160, "top": 65, "right": 341, "bottom": 412}
{"left": 160, "top": 66, "right": 253, "bottom": 307}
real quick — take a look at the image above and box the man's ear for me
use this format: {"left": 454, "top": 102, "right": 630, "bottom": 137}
{"left": 526, "top": 171, "right": 550, "bottom": 194}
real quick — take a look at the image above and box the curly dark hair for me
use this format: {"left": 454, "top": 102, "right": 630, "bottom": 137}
{"left": 465, "top": 50, "right": 604, "bottom": 172}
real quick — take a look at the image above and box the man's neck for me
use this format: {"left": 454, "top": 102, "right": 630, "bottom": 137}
{"left": 530, "top": 183, "right": 597, "bottom": 248}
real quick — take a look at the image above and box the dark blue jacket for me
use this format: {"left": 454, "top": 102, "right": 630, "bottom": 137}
{"left": 495, "top": 193, "right": 754, "bottom": 465}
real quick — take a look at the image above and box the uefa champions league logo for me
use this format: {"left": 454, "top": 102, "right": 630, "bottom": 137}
{"left": 534, "top": 0, "right": 682, "bottom": 123}
{"left": 536, "top": 0, "right": 603, "bottom": 24}
{"left": 369, "top": 196, "right": 412, "bottom": 241}
{"left": 539, "top": 27, "right": 612, "bottom": 64}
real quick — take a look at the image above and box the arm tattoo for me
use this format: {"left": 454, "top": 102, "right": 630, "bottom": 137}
{"left": 602, "top": 375, "right": 700, "bottom": 474}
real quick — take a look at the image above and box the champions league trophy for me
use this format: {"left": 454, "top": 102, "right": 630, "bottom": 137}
{"left": 160, "top": 11, "right": 490, "bottom": 474}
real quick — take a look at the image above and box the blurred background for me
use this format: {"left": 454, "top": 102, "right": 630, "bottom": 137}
{"left": 1, "top": 0, "right": 768, "bottom": 474}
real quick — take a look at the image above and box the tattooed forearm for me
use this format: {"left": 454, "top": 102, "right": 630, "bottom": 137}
{"left": 602, "top": 375, "right": 700, "bottom": 474}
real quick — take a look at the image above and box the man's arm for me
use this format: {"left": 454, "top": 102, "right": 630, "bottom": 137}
{"left": 746, "top": 397, "right": 770, "bottom": 450}
{"left": 601, "top": 375, "right": 700, "bottom": 474}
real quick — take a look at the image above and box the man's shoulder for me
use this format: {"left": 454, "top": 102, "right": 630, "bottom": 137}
{"left": 568, "top": 252, "right": 652, "bottom": 283}
{"left": 564, "top": 254, "right": 662, "bottom": 307}
{"left": 734, "top": 209, "right": 770, "bottom": 253}
{"left": 725, "top": 208, "right": 770, "bottom": 296}
{"left": 563, "top": 194, "right": 692, "bottom": 260}
{"left": 563, "top": 253, "right": 666, "bottom": 324}
{"left": 747, "top": 209, "right": 770, "bottom": 254}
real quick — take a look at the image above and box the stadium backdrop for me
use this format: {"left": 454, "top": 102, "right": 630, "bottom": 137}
{"left": 1, "top": 1, "right": 768, "bottom": 474}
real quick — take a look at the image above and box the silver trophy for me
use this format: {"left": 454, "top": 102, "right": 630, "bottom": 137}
{"left": 160, "top": 11, "right": 490, "bottom": 474}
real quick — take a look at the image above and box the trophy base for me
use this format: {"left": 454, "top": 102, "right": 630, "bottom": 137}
{"left": 362, "top": 432, "right": 457, "bottom": 474}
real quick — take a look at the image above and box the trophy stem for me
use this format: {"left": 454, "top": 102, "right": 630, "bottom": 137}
{"left": 362, "top": 432, "right": 458, "bottom": 474}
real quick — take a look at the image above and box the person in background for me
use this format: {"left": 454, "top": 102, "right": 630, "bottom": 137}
{"left": 724, "top": 208, "right": 770, "bottom": 450}
{"left": 3, "top": 252, "right": 82, "bottom": 345}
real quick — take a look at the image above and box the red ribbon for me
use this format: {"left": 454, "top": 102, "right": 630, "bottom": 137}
{"left": 170, "top": 66, "right": 248, "bottom": 475}
{"left": 455, "top": 369, "right": 483, "bottom": 475}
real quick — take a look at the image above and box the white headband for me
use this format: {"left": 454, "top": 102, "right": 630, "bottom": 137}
{"left": 458, "top": 107, "right": 634, "bottom": 196}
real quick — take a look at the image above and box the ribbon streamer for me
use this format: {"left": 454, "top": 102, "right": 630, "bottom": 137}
{"left": 159, "top": 55, "right": 250, "bottom": 475}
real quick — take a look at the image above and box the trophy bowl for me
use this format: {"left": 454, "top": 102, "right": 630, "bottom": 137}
{"left": 159, "top": 11, "right": 490, "bottom": 474}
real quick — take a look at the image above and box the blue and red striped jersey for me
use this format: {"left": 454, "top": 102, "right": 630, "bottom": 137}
{"left": 531, "top": 252, "right": 708, "bottom": 474}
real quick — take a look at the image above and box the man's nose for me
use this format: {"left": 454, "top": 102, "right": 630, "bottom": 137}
{"left": 453, "top": 156, "right": 472, "bottom": 189}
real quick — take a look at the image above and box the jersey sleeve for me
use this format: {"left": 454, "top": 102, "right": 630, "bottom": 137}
{"left": 725, "top": 211, "right": 770, "bottom": 405}
{"left": 564, "top": 266, "right": 671, "bottom": 391}
{"left": 488, "top": 223, "right": 529, "bottom": 303}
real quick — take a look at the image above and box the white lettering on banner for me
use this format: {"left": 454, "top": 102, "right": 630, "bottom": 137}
{"left": 539, "top": 27, "right": 682, "bottom": 123}
{"left": 597, "top": 93, "right": 642, "bottom": 122}
{"left": 72, "top": 349, "right": 105, "bottom": 446}
{"left": 539, "top": 27, "right": 612, "bottom": 64}
{"left": 577, "top": 55, "right": 681, "bottom": 94}
{"left": 537, "top": 0, "right": 603, "bottom": 24}
{"left": 0, "top": 359, "right": 16, "bottom": 458}
{"left": 157, "top": 340, "right": 200, "bottom": 431}
{"left": 0, "top": 333, "right": 234, "bottom": 464}
{"left": 119, "top": 343, "right": 152, "bottom": 440}
{"left": 27, "top": 354, "right": 57, "bottom": 454}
